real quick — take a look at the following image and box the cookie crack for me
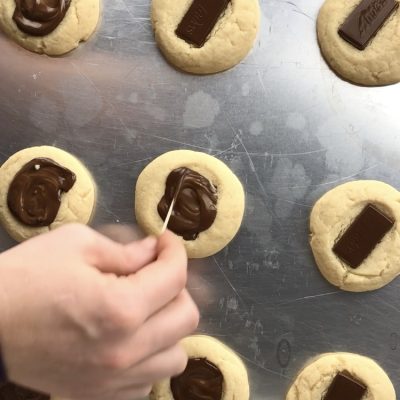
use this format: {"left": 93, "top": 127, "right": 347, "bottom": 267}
{"left": 74, "top": 2, "right": 80, "bottom": 28}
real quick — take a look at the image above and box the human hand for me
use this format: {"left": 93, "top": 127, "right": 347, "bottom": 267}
{"left": 0, "top": 224, "right": 199, "bottom": 400}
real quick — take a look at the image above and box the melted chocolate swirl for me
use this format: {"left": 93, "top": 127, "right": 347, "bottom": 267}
{"left": 7, "top": 158, "right": 76, "bottom": 227}
{"left": 170, "top": 358, "right": 223, "bottom": 400}
{"left": 157, "top": 167, "right": 218, "bottom": 240}
{"left": 13, "top": 0, "right": 71, "bottom": 36}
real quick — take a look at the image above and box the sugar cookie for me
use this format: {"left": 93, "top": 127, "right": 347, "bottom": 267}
{"left": 135, "top": 150, "right": 245, "bottom": 258}
{"left": 151, "top": 0, "right": 260, "bottom": 74}
{"left": 286, "top": 352, "right": 395, "bottom": 400}
{"left": 317, "top": 0, "right": 400, "bottom": 85}
{"left": 150, "top": 335, "right": 249, "bottom": 400}
{"left": 310, "top": 180, "right": 400, "bottom": 292}
{"left": 0, "top": 146, "right": 96, "bottom": 242}
{"left": 0, "top": 0, "right": 100, "bottom": 55}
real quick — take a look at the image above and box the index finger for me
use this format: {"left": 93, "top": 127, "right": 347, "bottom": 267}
{"left": 128, "top": 230, "right": 188, "bottom": 323}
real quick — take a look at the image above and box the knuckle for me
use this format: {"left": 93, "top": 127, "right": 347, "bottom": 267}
{"left": 176, "top": 242, "right": 188, "bottom": 266}
{"left": 102, "top": 349, "right": 131, "bottom": 370}
{"left": 178, "top": 292, "right": 199, "bottom": 333}
{"left": 61, "top": 223, "right": 94, "bottom": 248}
{"left": 186, "top": 302, "right": 200, "bottom": 332}
{"left": 107, "top": 302, "right": 136, "bottom": 331}
{"left": 174, "top": 264, "right": 187, "bottom": 291}
{"left": 100, "top": 291, "right": 139, "bottom": 333}
{"left": 172, "top": 348, "right": 188, "bottom": 376}
{"left": 63, "top": 222, "right": 90, "bottom": 236}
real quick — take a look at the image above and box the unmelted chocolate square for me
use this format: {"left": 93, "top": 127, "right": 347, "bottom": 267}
{"left": 175, "top": 0, "right": 230, "bottom": 47}
{"left": 324, "top": 372, "right": 367, "bottom": 400}
{"left": 338, "top": 0, "right": 399, "bottom": 50}
{"left": 333, "top": 204, "right": 394, "bottom": 268}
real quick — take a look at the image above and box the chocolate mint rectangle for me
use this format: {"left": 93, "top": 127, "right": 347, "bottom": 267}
{"left": 338, "top": 0, "right": 399, "bottom": 50}
{"left": 324, "top": 372, "right": 367, "bottom": 400}
{"left": 333, "top": 204, "right": 394, "bottom": 268}
{"left": 176, "top": 0, "right": 230, "bottom": 47}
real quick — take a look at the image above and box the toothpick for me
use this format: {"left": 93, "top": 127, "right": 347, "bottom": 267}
{"left": 160, "top": 170, "right": 187, "bottom": 234}
{"left": 161, "top": 198, "right": 175, "bottom": 234}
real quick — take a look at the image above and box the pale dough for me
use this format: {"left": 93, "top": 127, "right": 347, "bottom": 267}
{"left": 134, "top": 150, "right": 245, "bottom": 259}
{"left": 0, "top": 0, "right": 100, "bottom": 56}
{"left": 151, "top": 0, "right": 260, "bottom": 74}
{"left": 317, "top": 0, "right": 400, "bottom": 86}
{"left": 150, "top": 335, "right": 249, "bottom": 400}
{"left": 0, "top": 146, "right": 96, "bottom": 242}
{"left": 310, "top": 180, "right": 400, "bottom": 292}
{"left": 286, "top": 352, "right": 395, "bottom": 400}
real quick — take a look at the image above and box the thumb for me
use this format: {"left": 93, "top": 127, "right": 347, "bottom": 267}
{"left": 89, "top": 234, "right": 157, "bottom": 275}
{"left": 123, "top": 236, "right": 158, "bottom": 273}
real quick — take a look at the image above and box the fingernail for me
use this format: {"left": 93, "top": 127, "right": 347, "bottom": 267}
{"left": 141, "top": 235, "right": 157, "bottom": 249}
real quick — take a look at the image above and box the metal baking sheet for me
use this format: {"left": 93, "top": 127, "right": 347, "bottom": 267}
{"left": 0, "top": 0, "right": 399, "bottom": 398}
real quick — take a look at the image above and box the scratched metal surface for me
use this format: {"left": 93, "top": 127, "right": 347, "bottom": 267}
{"left": 0, "top": 0, "right": 400, "bottom": 398}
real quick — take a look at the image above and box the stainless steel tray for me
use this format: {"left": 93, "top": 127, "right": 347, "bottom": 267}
{"left": 0, "top": 0, "right": 399, "bottom": 398}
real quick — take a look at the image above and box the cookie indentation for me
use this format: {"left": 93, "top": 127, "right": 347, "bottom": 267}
{"left": 7, "top": 157, "right": 76, "bottom": 227}
{"left": 158, "top": 167, "right": 217, "bottom": 240}
{"left": 324, "top": 372, "right": 367, "bottom": 400}
{"left": 13, "top": 0, "right": 72, "bottom": 36}
{"left": 170, "top": 358, "right": 223, "bottom": 400}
